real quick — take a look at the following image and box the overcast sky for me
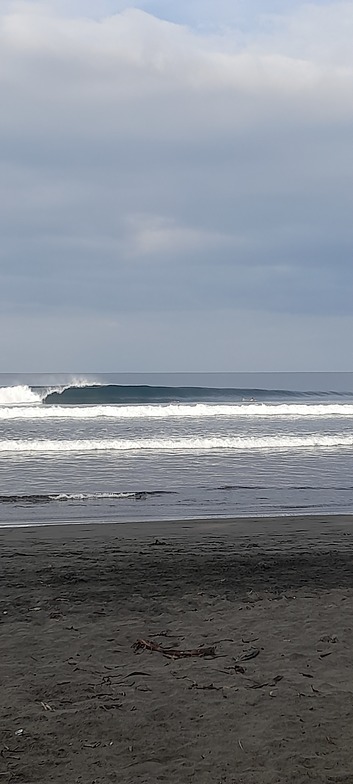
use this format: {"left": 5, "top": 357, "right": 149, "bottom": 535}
{"left": 1, "top": 0, "right": 353, "bottom": 371}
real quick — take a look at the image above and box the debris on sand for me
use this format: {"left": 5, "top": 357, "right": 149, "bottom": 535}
{"left": 238, "top": 647, "right": 260, "bottom": 662}
{"left": 132, "top": 639, "right": 216, "bottom": 658}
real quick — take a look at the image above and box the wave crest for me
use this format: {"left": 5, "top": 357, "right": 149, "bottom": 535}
{"left": 1, "top": 434, "right": 353, "bottom": 453}
{"left": 1, "top": 402, "right": 353, "bottom": 420}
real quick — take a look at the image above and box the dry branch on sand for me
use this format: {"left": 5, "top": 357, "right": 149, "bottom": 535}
{"left": 132, "top": 639, "right": 216, "bottom": 658}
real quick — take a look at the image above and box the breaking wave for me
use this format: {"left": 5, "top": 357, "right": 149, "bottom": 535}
{"left": 0, "top": 378, "right": 95, "bottom": 407}
{"left": 2, "top": 402, "right": 353, "bottom": 420}
{"left": 0, "top": 490, "right": 175, "bottom": 504}
{"left": 1, "top": 433, "right": 353, "bottom": 453}
{"left": 0, "top": 385, "right": 42, "bottom": 406}
{"left": 42, "top": 384, "right": 333, "bottom": 405}
{"left": 1, "top": 381, "right": 352, "bottom": 411}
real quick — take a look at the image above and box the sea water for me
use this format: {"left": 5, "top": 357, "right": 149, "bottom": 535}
{"left": 1, "top": 372, "right": 353, "bottom": 526}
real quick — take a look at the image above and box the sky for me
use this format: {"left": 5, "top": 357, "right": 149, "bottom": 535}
{"left": 1, "top": 0, "right": 353, "bottom": 371}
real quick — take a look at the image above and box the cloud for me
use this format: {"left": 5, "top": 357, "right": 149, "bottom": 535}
{"left": 1, "top": 0, "right": 353, "bottom": 368}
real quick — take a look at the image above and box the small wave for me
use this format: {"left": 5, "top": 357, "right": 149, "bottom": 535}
{"left": 0, "top": 490, "right": 175, "bottom": 504}
{"left": 0, "top": 385, "right": 42, "bottom": 406}
{"left": 1, "top": 434, "right": 353, "bottom": 454}
{"left": 53, "top": 490, "right": 174, "bottom": 500}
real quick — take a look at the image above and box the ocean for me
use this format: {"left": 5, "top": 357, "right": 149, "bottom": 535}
{"left": 1, "top": 372, "right": 353, "bottom": 527}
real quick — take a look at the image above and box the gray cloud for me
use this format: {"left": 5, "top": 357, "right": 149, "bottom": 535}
{"left": 1, "top": 1, "right": 353, "bottom": 369}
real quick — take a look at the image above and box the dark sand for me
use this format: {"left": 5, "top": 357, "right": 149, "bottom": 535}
{"left": 1, "top": 515, "right": 353, "bottom": 784}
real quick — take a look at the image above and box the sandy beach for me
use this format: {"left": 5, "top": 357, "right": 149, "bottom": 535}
{"left": 1, "top": 515, "right": 353, "bottom": 784}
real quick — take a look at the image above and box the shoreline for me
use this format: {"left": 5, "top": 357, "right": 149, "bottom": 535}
{"left": 1, "top": 512, "right": 353, "bottom": 553}
{"left": 1, "top": 509, "right": 353, "bottom": 526}
{"left": 1, "top": 509, "right": 353, "bottom": 525}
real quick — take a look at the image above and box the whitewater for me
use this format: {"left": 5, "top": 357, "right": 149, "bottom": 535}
{"left": 1, "top": 372, "right": 353, "bottom": 526}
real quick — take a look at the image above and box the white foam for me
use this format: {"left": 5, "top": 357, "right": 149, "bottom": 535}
{"left": 51, "top": 492, "right": 136, "bottom": 500}
{"left": 1, "top": 402, "right": 353, "bottom": 420}
{"left": 0, "top": 385, "right": 42, "bottom": 406}
{"left": 0, "top": 433, "right": 352, "bottom": 454}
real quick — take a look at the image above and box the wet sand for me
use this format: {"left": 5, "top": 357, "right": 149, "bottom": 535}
{"left": 1, "top": 515, "right": 353, "bottom": 784}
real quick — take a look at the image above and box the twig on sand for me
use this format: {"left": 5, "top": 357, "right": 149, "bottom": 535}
{"left": 40, "top": 701, "right": 54, "bottom": 711}
{"left": 326, "top": 736, "right": 336, "bottom": 745}
{"left": 238, "top": 648, "right": 260, "bottom": 662}
{"left": 119, "top": 671, "right": 152, "bottom": 679}
{"left": 99, "top": 703, "right": 122, "bottom": 711}
{"left": 84, "top": 742, "right": 101, "bottom": 749}
{"left": 132, "top": 639, "right": 216, "bottom": 658}
{"left": 189, "top": 682, "right": 222, "bottom": 691}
